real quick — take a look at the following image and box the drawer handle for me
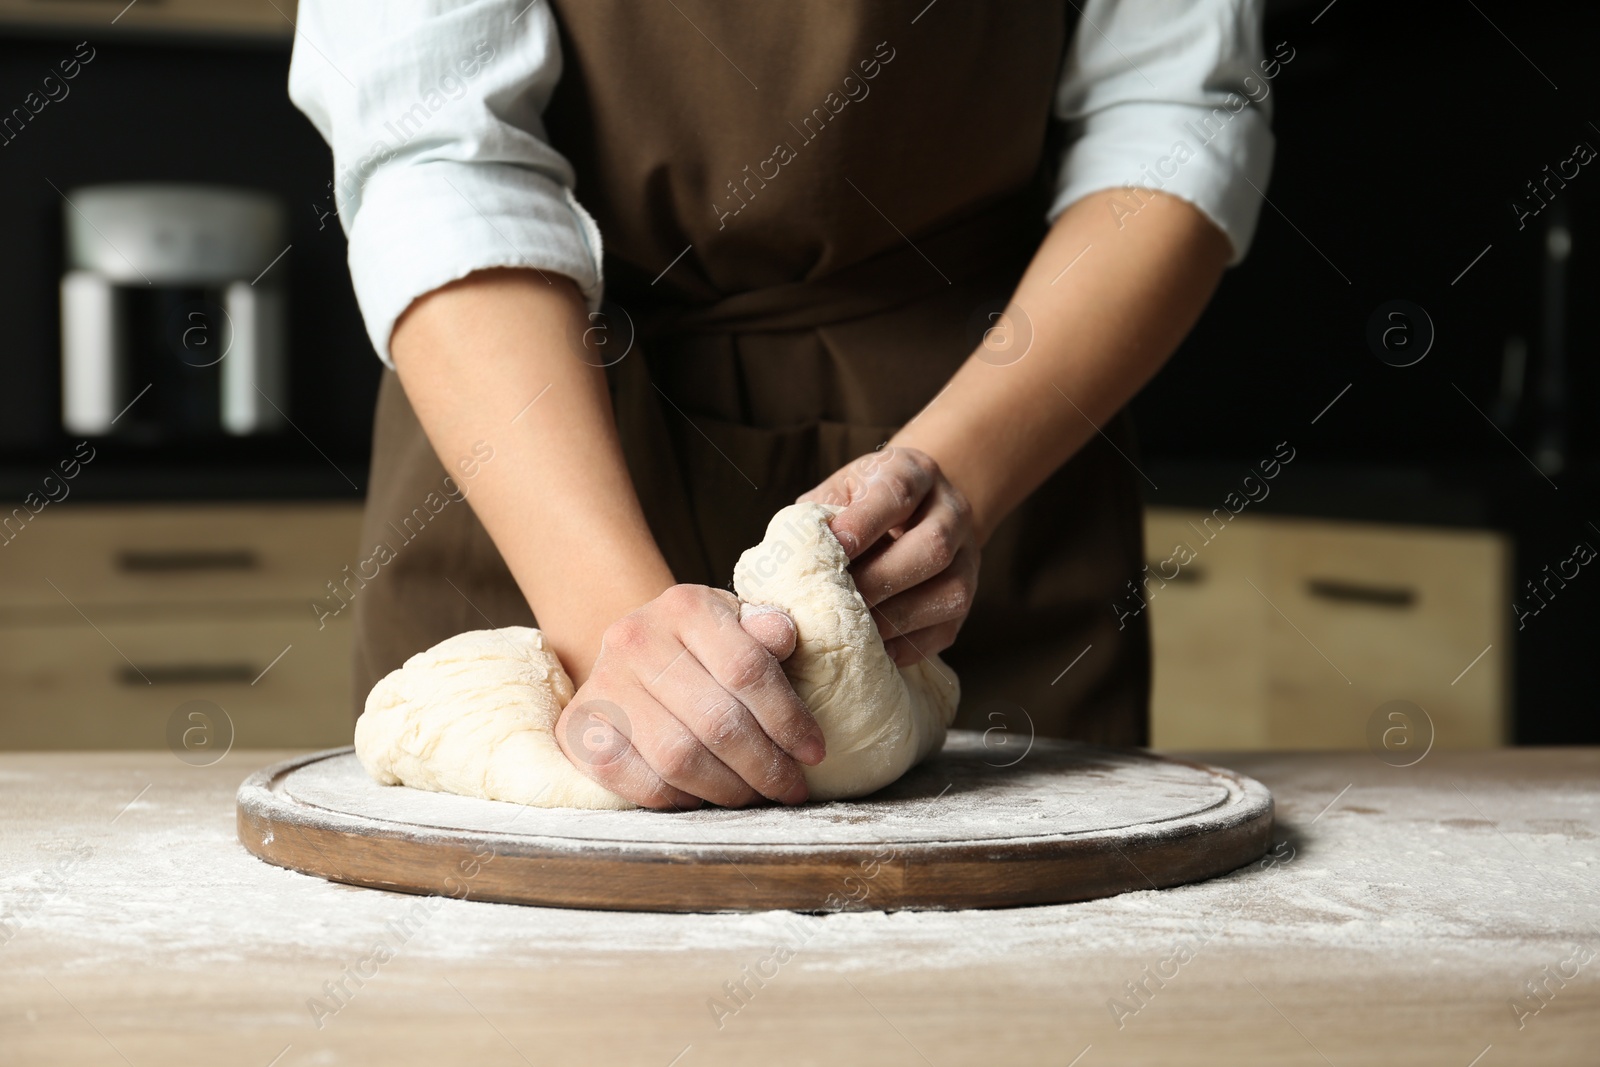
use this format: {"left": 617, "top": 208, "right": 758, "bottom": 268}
{"left": 1144, "top": 563, "right": 1205, "bottom": 584}
{"left": 116, "top": 549, "right": 260, "bottom": 573}
{"left": 1305, "top": 578, "right": 1416, "bottom": 608}
{"left": 119, "top": 664, "right": 258, "bottom": 686}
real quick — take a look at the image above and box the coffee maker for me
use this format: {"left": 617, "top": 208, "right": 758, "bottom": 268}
{"left": 60, "top": 184, "right": 288, "bottom": 440}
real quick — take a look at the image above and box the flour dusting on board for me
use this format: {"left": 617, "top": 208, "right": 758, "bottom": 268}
{"left": 278, "top": 734, "right": 1234, "bottom": 849}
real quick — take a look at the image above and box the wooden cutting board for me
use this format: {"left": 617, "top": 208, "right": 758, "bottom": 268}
{"left": 236, "top": 730, "right": 1272, "bottom": 912}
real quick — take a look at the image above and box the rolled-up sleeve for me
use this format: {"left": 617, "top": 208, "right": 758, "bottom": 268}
{"left": 1049, "top": 0, "right": 1277, "bottom": 263}
{"left": 289, "top": 1, "right": 603, "bottom": 365}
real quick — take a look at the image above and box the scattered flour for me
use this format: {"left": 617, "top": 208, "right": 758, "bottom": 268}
{"left": 1, "top": 750, "right": 1596, "bottom": 978}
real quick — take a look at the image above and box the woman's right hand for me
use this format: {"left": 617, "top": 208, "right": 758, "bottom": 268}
{"left": 555, "top": 584, "right": 826, "bottom": 809}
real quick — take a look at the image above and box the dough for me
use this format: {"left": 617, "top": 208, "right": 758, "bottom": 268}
{"left": 356, "top": 627, "right": 630, "bottom": 810}
{"left": 355, "top": 501, "right": 960, "bottom": 808}
{"left": 732, "top": 502, "right": 959, "bottom": 800}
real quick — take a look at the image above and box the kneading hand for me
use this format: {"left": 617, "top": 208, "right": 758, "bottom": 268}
{"left": 799, "top": 445, "right": 980, "bottom": 667}
{"left": 555, "top": 585, "right": 825, "bottom": 810}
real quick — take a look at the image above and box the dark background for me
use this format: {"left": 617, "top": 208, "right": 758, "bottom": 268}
{"left": 1140, "top": 0, "right": 1598, "bottom": 744}
{"left": 0, "top": 0, "right": 1593, "bottom": 740}
{"left": 0, "top": 27, "right": 377, "bottom": 494}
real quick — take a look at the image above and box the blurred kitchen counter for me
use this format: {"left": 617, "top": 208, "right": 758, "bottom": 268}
{"left": 0, "top": 0, "right": 296, "bottom": 41}
{"left": 0, "top": 460, "right": 360, "bottom": 503}
{"left": 0, "top": 483, "right": 1516, "bottom": 754}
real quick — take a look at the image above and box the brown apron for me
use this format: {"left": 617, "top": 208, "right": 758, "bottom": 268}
{"left": 352, "top": 1, "right": 1150, "bottom": 746}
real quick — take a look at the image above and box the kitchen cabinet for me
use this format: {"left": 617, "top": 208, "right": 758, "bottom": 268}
{"left": 1144, "top": 507, "right": 1510, "bottom": 750}
{"left": 0, "top": 502, "right": 360, "bottom": 750}
{"left": 0, "top": 0, "right": 294, "bottom": 38}
{"left": 0, "top": 501, "right": 1511, "bottom": 752}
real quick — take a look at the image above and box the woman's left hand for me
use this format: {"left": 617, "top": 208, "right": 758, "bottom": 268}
{"left": 798, "top": 445, "right": 980, "bottom": 667}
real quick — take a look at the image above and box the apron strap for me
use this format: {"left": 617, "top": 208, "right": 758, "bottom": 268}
{"left": 634, "top": 196, "right": 1043, "bottom": 337}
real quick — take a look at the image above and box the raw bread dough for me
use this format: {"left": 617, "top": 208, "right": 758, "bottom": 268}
{"left": 356, "top": 627, "right": 630, "bottom": 810}
{"left": 732, "top": 502, "right": 959, "bottom": 800}
{"left": 355, "top": 501, "right": 960, "bottom": 808}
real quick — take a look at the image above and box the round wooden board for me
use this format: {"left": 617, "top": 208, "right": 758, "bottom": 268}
{"left": 237, "top": 731, "right": 1273, "bottom": 912}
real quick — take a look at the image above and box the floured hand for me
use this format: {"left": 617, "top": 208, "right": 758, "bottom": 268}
{"left": 799, "top": 445, "right": 980, "bottom": 667}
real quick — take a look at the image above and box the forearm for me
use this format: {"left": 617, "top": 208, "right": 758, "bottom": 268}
{"left": 893, "top": 189, "right": 1232, "bottom": 543}
{"left": 390, "top": 269, "right": 674, "bottom": 683}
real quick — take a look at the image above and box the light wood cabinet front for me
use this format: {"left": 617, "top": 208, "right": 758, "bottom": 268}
{"left": 1145, "top": 508, "right": 1509, "bottom": 750}
{"left": 0, "top": 503, "right": 359, "bottom": 618}
{"left": 0, "top": 502, "right": 362, "bottom": 750}
{"left": 0, "top": 614, "right": 351, "bottom": 750}
{"left": 0, "top": 0, "right": 296, "bottom": 38}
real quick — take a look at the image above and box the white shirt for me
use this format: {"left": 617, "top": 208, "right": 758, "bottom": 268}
{"left": 289, "top": 1, "right": 1277, "bottom": 366}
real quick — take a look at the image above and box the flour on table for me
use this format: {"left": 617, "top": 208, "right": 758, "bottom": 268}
{"left": 354, "top": 502, "right": 959, "bottom": 808}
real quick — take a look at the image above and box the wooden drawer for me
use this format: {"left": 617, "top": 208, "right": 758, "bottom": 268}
{"left": 1143, "top": 510, "right": 1269, "bottom": 749}
{"left": 0, "top": 0, "right": 295, "bottom": 37}
{"left": 1145, "top": 508, "right": 1509, "bottom": 750}
{"left": 0, "top": 613, "right": 353, "bottom": 751}
{"left": 0, "top": 503, "right": 362, "bottom": 617}
{"left": 1262, "top": 518, "right": 1507, "bottom": 748}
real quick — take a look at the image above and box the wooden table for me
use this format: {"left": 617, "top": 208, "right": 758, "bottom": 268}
{"left": 2, "top": 749, "right": 1596, "bottom": 1066}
